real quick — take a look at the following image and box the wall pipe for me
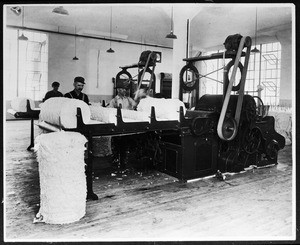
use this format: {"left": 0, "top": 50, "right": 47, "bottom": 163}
{"left": 6, "top": 25, "right": 173, "bottom": 50}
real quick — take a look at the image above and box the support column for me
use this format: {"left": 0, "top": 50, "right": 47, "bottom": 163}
{"left": 171, "top": 8, "right": 189, "bottom": 99}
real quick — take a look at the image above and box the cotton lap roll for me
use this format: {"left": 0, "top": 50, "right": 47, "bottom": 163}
{"left": 122, "top": 109, "right": 150, "bottom": 122}
{"left": 39, "top": 97, "right": 91, "bottom": 128}
{"left": 10, "top": 97, "right": 35, "bottom": 112}
{"left": 90, "top": 105, "right": 150, "bottom": 124}
{"left": 90, "top": 105, "right": 117, "bottom": 124}
{"left": 34, "top": 131, "right": 87, "bottom": 224}
{"left": 137, "top": 98, "right": 186, "bottom": 121}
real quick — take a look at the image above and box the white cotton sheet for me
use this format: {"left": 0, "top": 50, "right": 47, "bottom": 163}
{"left": 137, "top": 98, "right": 186, "bottom": 121}
{"left": 39, "top": 97, "right": 91, "bottom": 128}
{"left": 7, "top": 109, "right": 17, "bottom": 116}
{"left": 89, "top": 105, "right": 150, "bottom": 124}
{"left": 34, "top": 131, "right": 87, "bottom": 224}
{"left": 90, "top": 105, "right": 117, "bottom": 124}
{"left": 10, "top": 97, "right": 35, "bottom": 112}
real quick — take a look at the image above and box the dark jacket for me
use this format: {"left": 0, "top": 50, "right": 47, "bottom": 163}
{"left": 43, "top": 90, "right": 63, "bottom": 102}
{"left": 64, "top": 90, "right": 90, "bottom": 105}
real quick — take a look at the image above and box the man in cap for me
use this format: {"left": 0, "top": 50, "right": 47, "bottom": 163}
{"left": 64, "top": 76, "right": 96, "bottom": 200}
{"left": 64, "top": 76, "right": 90, "bottom": 105}
{"left": 108, "top": 82, "right": 137, "bottom": 110}
{"left": 42, "top": 81, "right": 63, "bottom": 102}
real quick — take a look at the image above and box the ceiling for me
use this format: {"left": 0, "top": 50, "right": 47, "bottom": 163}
{"left": 4, "top": 3, "right": 293, "bottom": 51}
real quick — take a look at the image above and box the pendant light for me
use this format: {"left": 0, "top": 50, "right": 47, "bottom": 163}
{"left": 18, "top": 6, "right": 28, "bottom": 41}
{"left": 166, "top": 6, "right": 177, "bottom": 39}
{"left": 10, "top": 6, "right": 21, "bottom": 16}
{"left": 52, "top": 6, "right": 69, "bottom": 15}
{"left": 72, "top": 26, "right": 79, "bottom": 60}
{"left": 251, "top": 7, "right": 260, "bottom": 53}
{"left": 106, "top": 6, "right": 115, "bottom": 53}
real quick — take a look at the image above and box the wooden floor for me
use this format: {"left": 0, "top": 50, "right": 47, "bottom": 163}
{"left": 4, "top": 120, "right": 295, "bottom": 242}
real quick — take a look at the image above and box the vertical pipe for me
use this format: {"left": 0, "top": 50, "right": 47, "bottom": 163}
{"left": 258, "top": 43, "right": 262, "bottom": 99}
{"left": 186, "top": 19, "right": 189, "bottom": 60}
{"left": 17, "top": 30, "right": 20, "bottom": 97}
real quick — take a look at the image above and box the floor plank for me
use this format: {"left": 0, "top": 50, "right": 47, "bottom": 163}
{"left": 4, "top": 120, "right": 295, "bottom": 242}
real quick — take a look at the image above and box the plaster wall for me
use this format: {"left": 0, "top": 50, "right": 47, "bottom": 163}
{"left": 48, "top": 34, "right": 173, "bottom": 102}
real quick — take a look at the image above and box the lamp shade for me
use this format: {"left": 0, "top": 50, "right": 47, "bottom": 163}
{"left": 52, "top": 6, "right": 69, "bottom": 15}
{"left": 18, "top": 33, "right": 28, "bottom": 41}
{"left": 251, "top": 47, "right": 260, "bottom": 53}
{"left": 106, "top": 48, "right": 115, "bottom": 53}
{"left": 166, "top": 31, "right": 177, "bottom": 39}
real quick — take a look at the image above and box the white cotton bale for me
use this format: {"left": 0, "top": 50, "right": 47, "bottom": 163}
{"left": 121, "top": 109, "right": 150, "bottom": 122}
{"left": 10, "top": 97, "right": 35, "bottom": 112}
{"left": 137, "top": 98, "right": 186, "bottom": 121}
{"left": 34, "top": 131, "right": 87, "bottom": 224}
{"left": 90, "top": 105, "right": 117, "bottom": 124}
{"left": 90, "top": 105, "right": 150, "bottom": 124}
{"left": 39, "top": 97, "right": 91, "bottom": 128}
{"left": 7, "top": 109, "right": 17, "bottom": 116}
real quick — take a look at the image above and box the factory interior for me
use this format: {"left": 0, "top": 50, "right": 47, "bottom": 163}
{"left": 3, "top": 3, "right": 296, "bottom": 242}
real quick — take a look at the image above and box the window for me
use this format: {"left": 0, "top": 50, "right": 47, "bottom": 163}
{"left": 200, "top": 42, "right": 281, "bottom": 106}
{"left": 4, "top": 28, "right": 48, "bottom": 101}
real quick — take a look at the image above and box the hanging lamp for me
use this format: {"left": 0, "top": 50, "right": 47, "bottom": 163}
{"left": 18, "top": 6, "right": 28, "bottom": 41}
{"left": 251, "top": 8, "right": 260, "bottom": 53}
{"left": 106, "top": 6, "right": 115, "bottom": 53}
{"left": 10, "top": 6, "right": 22, "bottom": 16}
{"left": 72, "top": 26, "right": 79, "bottom": 60}
{"left": 166, "top": 6, "right": 177, "bottom": 39}
{"left": 52, "top": 6, "right": 69, "bottom": 15}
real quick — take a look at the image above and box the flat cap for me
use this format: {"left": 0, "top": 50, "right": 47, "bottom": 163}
{"left": 116, "top": 80, "right": 129, "bottom": 89}
{"left": 52, "top": 81, "right": 60, "bottom": 87}
{"left": 74, "top": 76, "right": 85, "bottom": 84}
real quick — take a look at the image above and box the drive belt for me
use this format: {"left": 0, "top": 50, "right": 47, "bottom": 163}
{"left": 217, "top": 36, "right": 252, "bottom": 141}
{"left": 134, "top": 51, "right": 155, "bottom": 100}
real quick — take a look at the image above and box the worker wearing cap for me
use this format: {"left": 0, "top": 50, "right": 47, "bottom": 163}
{"left": 64, "top": 76, "right": 90, "bottom": 105}
{"left": 42, "top": 81, "right": 63, "bottom": 102}
{"left": 108, "top": 82, "right": 137, "bottom": 110}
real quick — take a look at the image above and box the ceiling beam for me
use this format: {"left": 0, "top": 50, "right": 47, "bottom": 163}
{"left": 6, "top": 24, "right": 173, "bottom": 50}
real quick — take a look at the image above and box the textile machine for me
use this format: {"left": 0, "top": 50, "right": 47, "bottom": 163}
{"left": 37, "top": 35, "right": 285, "bottom": 199}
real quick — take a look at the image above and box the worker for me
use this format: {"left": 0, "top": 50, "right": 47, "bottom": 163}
{"left": 64, "top": 76, "right": 96, "bottom": 200}
{"left": 42, "top": 81, "right": 63, "bottom": 102}
{"left": 64, "top": 76, "right": 90, "bottom": 105}
{"left": 108, "top": 83, "right": 137, "bottom": 110}
{"left": 108, "top": 82, "right": 138, "bottom": 173}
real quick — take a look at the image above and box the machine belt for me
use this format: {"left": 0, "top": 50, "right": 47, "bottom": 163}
{"left": 134, "top": 51, "right": 155, "bottom": 100}
{"left": 217, "top": 36, "right": 251, "bottom": 141}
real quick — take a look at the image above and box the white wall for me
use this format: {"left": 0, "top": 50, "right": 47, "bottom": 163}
{"left": 276, "top": 28, "right": 292, "bottom": 107}
{"left": 48, "top": 33, "right": 173, "bottom": 102}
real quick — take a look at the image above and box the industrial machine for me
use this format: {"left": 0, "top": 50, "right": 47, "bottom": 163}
{"left": 38, "top": 36, "right": 286, "bottom": 199}
{"left": 155, "top": 34, "right": 285, "bottom": 180}
{"left": 115, "top": 50, "right": 158, "bottom": 98}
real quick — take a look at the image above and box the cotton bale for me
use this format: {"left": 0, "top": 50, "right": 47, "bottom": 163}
{"left": 34, "top": 131, "right": 87, "bottom": 224}
{"left": 10, "top": 97, "right": 35, "bottom": 112}
{"left": 137, "top": 98, "right": 186, "bottom": 121}
{"left": 39, "top": 97, "right": 91, "bottom": 128}
{"left": 90, "top": 105, "right": 117, "bottom": 124}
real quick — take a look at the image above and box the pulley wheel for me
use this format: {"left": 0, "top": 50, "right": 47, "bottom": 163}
{"left": 179, "top": 63, "right": 200, "bottom": 91}
{"left": 252, "top": 96, "right": 266, "bottom": 118}
{"left": 221, "top": 117, "right": 237, "bottom": 141}
{"left": 116, "top": 69, "right": 132, "bottom": 84}
{"left": 242, "top": 127, "right": 262, "bottom": 154}
{"left": 190, "top": 117, "right": 206, "bottom": 136}
{"left": 224, "top": 59, "right": 244, "bottom": 92}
